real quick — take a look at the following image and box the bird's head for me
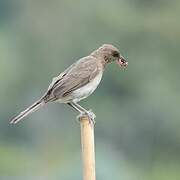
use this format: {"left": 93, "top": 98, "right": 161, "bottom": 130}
{"left": 92, "top": 44, "right": 128, "bottom": 68}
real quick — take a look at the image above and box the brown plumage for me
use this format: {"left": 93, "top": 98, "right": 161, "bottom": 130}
{"left": 10, "top": 44, "right": 128, "bottom": 124}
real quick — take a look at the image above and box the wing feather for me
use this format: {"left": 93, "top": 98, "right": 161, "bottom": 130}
{"left": 50, "top": 56, "right": 99, "bottom": 99}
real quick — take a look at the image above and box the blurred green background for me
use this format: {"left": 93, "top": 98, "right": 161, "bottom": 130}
{"left": 0, "top": 0, "right": 180, "bottom": 179}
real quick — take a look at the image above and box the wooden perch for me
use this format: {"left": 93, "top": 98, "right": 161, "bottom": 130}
{"left": 80, "top": 115, "right": 96, "bottom": 180}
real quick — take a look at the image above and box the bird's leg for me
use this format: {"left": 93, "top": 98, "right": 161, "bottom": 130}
{"left": 67, "top": 102, "right": 96, "bottom": 125}
{"left": 67, "top": 102, "right": 83, "bottom": 113}
{"left": 72, "top": 102, "right": 96, "bottom": 123}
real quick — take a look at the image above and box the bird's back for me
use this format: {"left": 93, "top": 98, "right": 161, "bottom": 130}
{"left": 44, "top": 56, "right": 102, "bottom": 103}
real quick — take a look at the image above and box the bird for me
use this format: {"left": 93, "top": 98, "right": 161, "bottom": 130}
{"left": 10, "top": 44, "right": 128, "bottom": 124}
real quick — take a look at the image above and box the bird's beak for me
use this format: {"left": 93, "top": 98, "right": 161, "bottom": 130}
{"left": 116, "top": 55, "right": 128, "bottom": 68}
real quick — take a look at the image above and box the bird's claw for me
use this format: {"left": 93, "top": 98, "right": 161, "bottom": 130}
{"left": 77, "top": 110, "right": 96, "bottom": 126}
{"left": 87, "top": 109, "right": 96, "bottom": 122}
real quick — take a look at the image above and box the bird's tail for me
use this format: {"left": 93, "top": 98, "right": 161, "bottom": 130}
{"left": 10, "top": 99, "right": 45, "bottom": 124}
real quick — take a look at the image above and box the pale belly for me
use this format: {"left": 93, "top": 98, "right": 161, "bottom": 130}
{"left": 71, "top": 71, "right": 103, "bottom": 102}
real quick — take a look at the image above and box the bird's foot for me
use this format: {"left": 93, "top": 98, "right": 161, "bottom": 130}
{"left": 86, "top": 109, "right": 96, "bottom": 125}
{"left": 77, "top": 110, "right": 96, "bottom": 126}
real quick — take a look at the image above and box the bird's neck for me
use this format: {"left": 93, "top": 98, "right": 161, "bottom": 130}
{"left": 90, "top": 51, "right": 108, "bottom": 69}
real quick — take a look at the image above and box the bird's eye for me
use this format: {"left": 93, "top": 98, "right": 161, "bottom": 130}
{"left": 112, "top": 51, "right": 119, "bottom": 58}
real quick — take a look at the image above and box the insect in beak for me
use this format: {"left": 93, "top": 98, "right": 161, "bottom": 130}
{"left": 116, "top": 55, "right": 128, "bottom": 68}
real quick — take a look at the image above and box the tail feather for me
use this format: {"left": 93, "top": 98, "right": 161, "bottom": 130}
{"left": 10, "top": 100, "right": 45, "bottom": 124}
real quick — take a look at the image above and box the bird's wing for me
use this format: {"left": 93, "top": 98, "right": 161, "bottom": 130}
{"left": 47, "top": 62, "right": 77, "bottom": 91}
{"left": 44, "top": 56, "right": 100, "bottom": 101}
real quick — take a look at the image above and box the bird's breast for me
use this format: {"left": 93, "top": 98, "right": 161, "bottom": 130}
{"left": 71, "top": 71, "right": 103, "bottom": 102}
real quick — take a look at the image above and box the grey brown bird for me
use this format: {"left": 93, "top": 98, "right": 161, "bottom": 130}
{"left": 10, "top": 44, "right": 128, "bottom": 124}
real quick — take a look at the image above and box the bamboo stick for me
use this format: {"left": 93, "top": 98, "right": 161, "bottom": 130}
{"left": 80, "top": 116, "right": 96, "bottom": 180}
